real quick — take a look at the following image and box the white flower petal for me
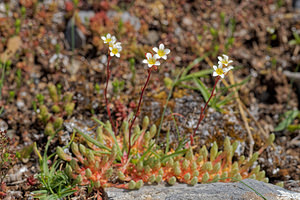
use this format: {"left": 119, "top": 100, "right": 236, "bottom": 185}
{"left": 228, "top": 60, "right": 233, "bottom": 63}
{"left": 153, "top": 47, "right": 158, "bottom": 53}
{"left": 218, "top": 56, "right": 222, "bottom": 61}
{"left": 213, "top": 65, "right": 218, "bottom": 70}
{"left": 164, "top": 49, "right": 170, "bottom": 54}
{"left": 146, "top": 53, "right": 152, "bottom": 59}
{"left": 213, "top": 72, "right": 218, "bottom": 76}
{"left": 110, "top": 52, "right": 114, "bottom": 56}
{"left": 155, "top": 61, "right": 160, "bottom": 66}
{"left": 148, "top": 64, "right": 152, "bottom": 68}
{"left": 116, "top": 53, "right": 120, "bottom": 57}
{"left": 109, "top": 47, "right": 112, "bottom": 51}
{"left": 162, "top": 55, "right": 167, "bottom": 60}
{"left": 227, "top": 66, "right": 233, "bottom": 71}
{"left": 159, "top": 43, "right": 164, "bottom": 49}
{"left": 143, "top": 59, "right": 148, "bottom": 64}
{"left": 101, "top": 36, "right": 106, "bottom": 41}
{"left": 220, "top": 74, "right": 225, "bottom": 78}
{"left": 107, "top": 33, "right": 111, "bottom": 38}
{"left": 223, "top": 54, "right": 228, "bottom": 60}
{"left": 223, "top": 68, "right": 229, "bottom": 73}
{"left": 153, "top": 54, "right": 160, "bottom": 59}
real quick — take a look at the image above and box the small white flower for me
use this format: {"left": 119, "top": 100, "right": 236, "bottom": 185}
{"left": 101, "top": 33, "right": 116, "bottom": 44}
{"left": 213, "top": 63, "right": 230, "bottom": 79}
{"left": 109, "top": 43, "right": 122, "bottom": 57}
{"left": 218, "top": 54, "right": 233, "bottom": 68}
{"left": 108, "top": 37, "right": 117, "bottom": 48}
{"left": 153, "top": 44, "right": 170, "bottom": 60}
{"left": 143, "top": 53, "right": 160, "bottom": 68}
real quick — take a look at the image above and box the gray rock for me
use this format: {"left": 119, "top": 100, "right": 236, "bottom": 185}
{"left": 78, "top": 10, "right": 95, "bottom": 25}
{"left": 106, "top": 179, "right": 300, "bottom": 200}
{"left": 0, "top": 119, "right": 8, "bottom": 131}
{"left": 65, "top": 17, "right": 86, "bottom": 49}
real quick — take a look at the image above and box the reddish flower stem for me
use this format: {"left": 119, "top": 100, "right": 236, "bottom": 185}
{"left": 190, "top": 76, "right": 221, "bottom": 145}
{"left": 104, "top": 55, "right": 117, "bottom": 135}
{"left": 128, "top": 68, "right": 152, "bottom": 157}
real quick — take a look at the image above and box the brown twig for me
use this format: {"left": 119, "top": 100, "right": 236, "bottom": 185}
{"left": 127, "top": 68, "right": 152, "bottom": 157}
{"left": 104, "top": 55, "right": 117, "bottom": 135}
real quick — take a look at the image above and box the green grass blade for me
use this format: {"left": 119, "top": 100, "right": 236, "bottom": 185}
{"left": 75, "top": 128, "right": 110, "bottom": 151}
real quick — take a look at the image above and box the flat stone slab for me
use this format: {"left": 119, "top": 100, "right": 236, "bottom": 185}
{"left": 106, "top": 179, "right": 300, "bottom": 200}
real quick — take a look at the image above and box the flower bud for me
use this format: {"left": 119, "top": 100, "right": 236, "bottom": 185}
{"left": 53, "top": 117, "right": 63, "bottom": 130}
{"left": 158, "top": 168, "right": 164, "bottom": 176}
{"left": 136, "top": 161, "right": 144, "bottom": 171}
{"left": 184, "top": 173, "right": 191, "bottom": 181}
{"left": 52, "top": 104, "right": 61, "bottom": 113}
{"left": 95, "top": 181, "right": 101, "bottom": 188}
{"left": 197, "top": 155, "right": 203, "bottom": 163}
{"left": 168, "top": 176, "right": 176, "bottom": 185}
{"left": 210, "top": 142, "right": 218, "bottom": 162}
{"left": 257, "top": 170, "right": 265, "bottom": 181}
{"left": 96, "top": 126, "right": 104, "bottom": 144}
{"left": 249, "top": 174, "right": 256, "bottom": 179}
{"left": 74, "top": 175, "right": 82, "bottom": 184}
{"left": 70, "top": 159, "right": 80, "bottom": 172}
{"left": 65, "top": 164, "right": 73, "bottom": 178}
{"left": 128, "top": 180, "right": 136, "bottom": 190}
{"left": 191, "top": 161, "right": 197, "bottom": 171}
{"left": 174, "top": 165, "right": 181, "bottom": 176}
{"left": 117, "top": 171, "right": 126, "bottom": 181}
{"left": 65, "top": 102, "right": 75, "bottom": 116}
{"left": 276, "top": 182, "right": 284, "bottom": 187}
{"left": 202, "top": 172, "right": 209, "bottom": 183}
{"left": 238, "top": 155, "right": 245, "bottom": 166}
{"left": 85, "top": 168, "right": 92, "bottom": 179}
{"left": 142, "top": 116, "right": 149, "bottom": 130}
{"left": 39, "top": 105, "right": 50, "bottom": 123}
{"left": 150, "top": 124, "right": 157, "bottom": 138}
{"left": 133, "top": 125, "right": 140, "bottom": 136}
{"left": 156, "top": 175, "right": 162, "bottom": 183}
{"left": 149, "top": 174, "right": 156, "bottom": 183}
{"left": 182, "top": 159, "right": 189, "bottom": 170}
{"left": 167, "top": 158, "right": 174, "bottom": 167}
{"left": 267, "top": 134, "right": 275, "bottom": 145}
{"left": 185, "top": 147, "right": 194, "bottom": 161}
{"left": 212, "top": 162, "right": 221, "bottom": 174}
{"left": 56, "top": 146, "right": 72, "bottom": 161}
{"left": 232, "top": 141, "right": 239, "bottom": 154}
{"left": 105, "top": 168, "right": 113, "bottom": 178}
{"left": 79, "top": 144, "right": 86, "bottom": 156}
{"left": 263, "top": 178, "right": 269, "bottom": 183}
{"left": 233, "top": 173, "right": 242, "bottom": 181}
{"left": 45, "top": 122, "right": 55, "bottom": 136}
{"left": 48, "top": 83, "right": 58, "bottom": 102}
{"left": 190, "top": 176, "right": 198, "bottom": 186}
{"left": 63, "top": 92, "right": 73, "bottom": 103}
{"left": 135, "top": 180, "right": 144, "bottom": 189}
{"left": 199, "top": 146, "right": 208, "bottom": 161}
{"left": 201, "top": 161, "right": 212, "bottom": 171}
{"left": 144, "top": 165, "right": 151, "bottom": 174}
{"left": 192, "top": 170, "right": 199, "bottom": 177}
{"left": 248, "top": 152, "right": 259, "bottom": 167}
{"left": 87, "top": 150, "right": 95, "bottom": 164}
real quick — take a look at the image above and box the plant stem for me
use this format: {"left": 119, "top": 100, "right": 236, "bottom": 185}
{"left": 104, "top": 55, "right": 117, "bottom": 135}
{"left": 128, "top": 68, "right": 152, "bottom": 157}
{"left": 190, "top": 76, "right": 220, "bottom": 145}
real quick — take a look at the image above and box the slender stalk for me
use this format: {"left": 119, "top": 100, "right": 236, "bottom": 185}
{"left": 190, "top": 76, "right": 220, "bottom": 145}
{"left": 104, "top": 55, "right": 117, "bottom": 135}
{"left": 128, "top": 68, "right": 152, "bottom": 157}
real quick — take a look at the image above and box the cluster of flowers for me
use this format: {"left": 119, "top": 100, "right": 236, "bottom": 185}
{"left": 143, "top": 44, "right": 171, "bottom": 68}
{"left": 101, "top": 33, "right": 122, "bottom": 57}
{"left": 213, "top": 54, "right": 234, "bottom": 78}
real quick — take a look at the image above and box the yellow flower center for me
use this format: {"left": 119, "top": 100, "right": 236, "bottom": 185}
{"left": 157, "top": 49, "right": 165, "bottom": 57}
{"left": 216, "top": 68, "right": 224, "bottom": 75}
{"left": 109, "top": 43, "right": 114, "bottom": 48}
{"left": 112, "top": 48, "right": 118, "bottom": 54}
{"left": 105, "top": 38, "right": 111, "bottom": 43}
{"left": 221, "top": 60, "right": 228, "bottom": 67}
{"left": 148, "top": 58, "right": 156, "bottom": 65}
